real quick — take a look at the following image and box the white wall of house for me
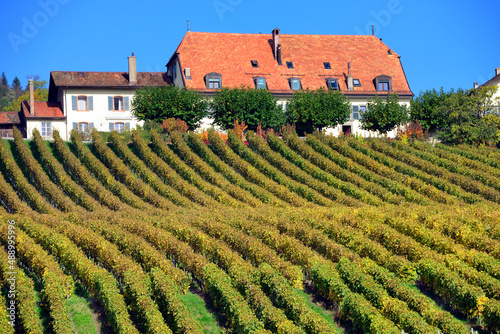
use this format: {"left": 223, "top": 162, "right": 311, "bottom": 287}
{"left": 26, "top": 120, "right": 66, "bottom": 139}
{"left": 61, "top": 88, "right": 144, "bottom": 140}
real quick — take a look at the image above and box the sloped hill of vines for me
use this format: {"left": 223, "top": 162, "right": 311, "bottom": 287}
{"left": 0, "top": 126, "right": 499, "bottom": 334}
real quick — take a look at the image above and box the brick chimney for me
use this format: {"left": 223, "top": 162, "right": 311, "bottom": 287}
{"left": 496, "top": 68, "right": 500, "bottom": 77}
{"left": 128, "top": 52, "right": 137, "bottom": 84}
{"left": 29, "top": 79, "right": 34, "bottom": 116}
{"left": 272, "top": 28, "right": 281, "bottom": 65}
{"left": 473, "top": 82, "right": 479, "bottom": 89}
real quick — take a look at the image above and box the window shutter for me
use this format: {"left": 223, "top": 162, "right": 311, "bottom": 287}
{"left": 73, "top": 122, "right": 78, "bottom": 130}
{"left": 108, "top": 96, "right": 113, "bottom": 111}
{"left": 88, "top": 96, "right": 93, "bottom": 111}
{"left": 89, "top": 122, "right": 94, "bottom": 130}
{"left": 72, "top": 96, "right": 77, "bottom": 110}
{"left": 124, "top": 96, "right": 130, "bottom": 111}
{"left": 125, "top": 122, "right": 130, "bottom": 131}
{"left": 109, "top": 122, "right": 114, "bottom": 131}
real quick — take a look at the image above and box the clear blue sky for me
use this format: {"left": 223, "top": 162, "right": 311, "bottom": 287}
{"left": 1, "top": 0, "right": 499, "bottom": 96}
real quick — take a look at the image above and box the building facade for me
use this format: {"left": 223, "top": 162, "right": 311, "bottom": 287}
{"left": 166, "top": 28, "right": 413, "bottom": 137}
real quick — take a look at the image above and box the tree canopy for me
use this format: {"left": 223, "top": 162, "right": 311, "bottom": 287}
{"left": 410, "top": 88, "right": 454, "bottom": 132}
{"left": 131, "top": 85, "right": 208, "bottom": 130}
{"left": 211, "top": 86, "right": 285, "bottom": 131}
{"left": 286, "top": 87, "right": 351, "bottom": 135}
{"left": 360, "top": 93, "right": 408, "bottom": 135}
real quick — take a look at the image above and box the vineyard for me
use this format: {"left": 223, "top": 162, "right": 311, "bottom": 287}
{"left": 0, "top": 126, "right": 500, "bottom": 334}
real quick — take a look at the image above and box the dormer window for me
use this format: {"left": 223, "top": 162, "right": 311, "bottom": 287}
{"left": 375, "top": 75, "right": 392, "bottom": 91}
{"left": 286, "top": 62, "right": 294, "bottom": 69}
{"left": 353, "top": 79, "right": 361, "bottom": 87}
{"left": 254, "top": 77, "right": 267, "bottom": 89}
{"left": 251, "top": 60, "right": 259, "bottom": 68}
{"left": 323, "top": 62, "right": 331, "bottom": 69}
{"left": 205, "top": 72, "right": 222, "bottom": 89}
{"left": 289, "top": 78, "right": 301, "bottom": 90}
{"left": 326, "top": 78, "right": 339, "bottom": 90}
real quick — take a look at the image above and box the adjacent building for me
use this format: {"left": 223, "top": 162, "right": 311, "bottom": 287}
{"left": 166, "top": 28, "right": 413, "bottom": 136}
{"left": 479, "top": 67, "right": 500, "bottom": 106}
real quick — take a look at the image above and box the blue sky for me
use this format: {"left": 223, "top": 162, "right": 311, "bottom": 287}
{"left": 0, "top": 0, "right": 499, "bottom": 96}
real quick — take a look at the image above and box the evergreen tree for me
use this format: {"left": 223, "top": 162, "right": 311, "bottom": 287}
{"left": 1, "top": 72, "right": 7, "bottom": 86}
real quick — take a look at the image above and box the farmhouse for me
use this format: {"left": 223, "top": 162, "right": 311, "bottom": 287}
{"left": 166, "top": 28, "right": 413, "bottom": 136}
{"left": 479, "top": 67, "right": 500, "bottom": 106}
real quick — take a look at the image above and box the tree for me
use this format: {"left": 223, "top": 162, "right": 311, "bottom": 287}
{"left": 11, "top": 76, "right": 22, "bottom": 97}
{"left": 1, "top": 72, "right": 7, "bottom": 86}
{"left": 437, "top": 86, "right": 499, "bottom": 145}
{"left": 3, "top": 88, "right": 48, "bottom": 111}
{"left": 410, "top": 88, "right": 454, "bottom": 132}
{"left": 211, "top": 86, "right": 285, "bottom": 131}
{"left": 132, "top": 85, "right": 208, "bottom": 130}
{"left": 360, "top": 93, "right": 408, "bottom": 135}
{"left": 286, "top": 87, "right": 351, "bottom": 135}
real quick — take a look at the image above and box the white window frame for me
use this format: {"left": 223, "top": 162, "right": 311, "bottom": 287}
{"left": 41, "top": 122, "right": 52, "bottom": 137}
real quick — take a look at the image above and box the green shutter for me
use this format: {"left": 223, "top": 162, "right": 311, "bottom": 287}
{"left": 72, "top": 96, "right": 77, "bottom": 110}
{"left": 125, "top": 122, "right": 130, "bottom": 131}
{"left": 89, "top": 122, "right": 94, "bottom": 130}
{"left": 73, "top": 122, "right": 78, "bottom": 130}
{"left": 109, "top": 122, "right": 114, "bottom": 132}
{"left": 88, "top": 96, "right": 93, "bottom": 111}
{"left": 108, "top": 96, "right": 113, "bottom": 111}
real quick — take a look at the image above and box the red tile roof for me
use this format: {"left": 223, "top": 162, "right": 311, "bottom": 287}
{"left": 173, "top": 31, "right": 413, "bottom": 96}
{"left": 50, "top": 71, "right": 171, "bottom": 87}
{"left": 21, "top": 101, "right": 65, "bottom": 119}
{"left": 0, "top": 112, "right": 21, "bottom": 125}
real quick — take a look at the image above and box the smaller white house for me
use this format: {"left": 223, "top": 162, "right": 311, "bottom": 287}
{"left": 479, "top": 67, "right": 500, "bottom": 106}
{"left": 30, "top": 54, "right": 171, "bottom": 140}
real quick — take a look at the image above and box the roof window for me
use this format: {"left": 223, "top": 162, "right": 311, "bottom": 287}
{"left": 323, "top": 62, "right": 331, "bottom": 70}
{"left": 326, "top": 78, "right": 339, "bottom": 90}
{"left": 286, "top": 62, "right": 294, "bottom": 69}
{"left": 251, "top": 60, "right": 259, "bottom": 68}
{"left": 289, "top": 77, "right": 301, "bottom": 90}
{"left": 353, "top": 79, "right": 361, "bottom": 87}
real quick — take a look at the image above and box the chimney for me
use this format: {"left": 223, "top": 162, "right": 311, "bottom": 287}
{"left": 128, "top": 52, "right": 137, "bottom": 84}
{"left": 347, "top": 62, "right": 353, "bottom": 91}
{"left": 473, "top": 82, "right": 479, "bottom": 89}
{"left": 496, "top": 68, "right": 500, "bottom": 76}
{"left": 29, "top": 79, "right": 34, "bottom": 116}
{"left": 272, "top": 28, "right": 280, "bottom": 63}
{"left": 277, "top": 44, "right": 283, "bottom": 66}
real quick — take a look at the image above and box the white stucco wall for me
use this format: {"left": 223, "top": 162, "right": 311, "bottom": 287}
{"left": 61, "top": 88, "right": 144, "bottom": 140}
{"left": 26, "top": 120, "right": 66, "bottom": 140}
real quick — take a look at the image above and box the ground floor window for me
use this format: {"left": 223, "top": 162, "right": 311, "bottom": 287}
{"left": 78, "top": 122, "right": 89, "bottom": 134}
{"left": 114, "top": 122, "right": 124, "bottom": 133}
{"left": 41, "top": 122, "right": 52, "bottom": 137}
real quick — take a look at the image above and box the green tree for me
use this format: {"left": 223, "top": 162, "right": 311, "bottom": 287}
{"left": 437, "top": 86, "right": 499, "bottom": 145}
{"left": 3, "top": 88, "right": 48, "bottom": 111}
{"left": 11, "top": 76, "right": 22, "bottom": 97}
{"left": 286, "top": 87, "right": 351, "bottom": 135}
{"left": 211, "top": 86, "right": 284, "bottom": 131}
{"left": 1, "top": 72, "right": 7, "bottom": 86}
{"left": 410, "top": 88, "right": 454, "bottom": 132}
{"left": 132, "top": 85, "right": 208, "bottom": 130}
{"left": 360, "top": 93, "right": 408, "bottom": 135}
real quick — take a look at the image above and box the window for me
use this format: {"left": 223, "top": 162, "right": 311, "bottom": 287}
{"left": 72, "top": 95, "right": 93, "bottom": 111}
{"left": 359, "top": 106, "right": 366, "bottom": 119}
{"left": 289, "top": 78, "right": 301, "bottom": 90}
{"left": 251, "top": 60, "right": 259, "bottom": 68}
{"left": 115, "top": 122, "right": 125, "bottom": 133}
{"left": 114, "top": 96, "right": 124, "bottom": 111}
{"left": 326, "top": 78, "right": 339, "bottom": 90}
{"left": 78, "top": 122, "right": 89, "bottom": 134}
{"left": 353, "top": 79, "right": 361, "bottom": 87}
{"left": 286, "top": 62, "right": 294, "bottom": 69}
{"left": 255, "top": 77, "right": 267, "bottom": 89}
{"left": 77, "top": 96, "right": 88, "bottom": 111}
{"left": 41, "top": 122, "right": 52, "bottom": 137}
{"left": 208, "top": 79, "right": 220, "bottom": 89}
{"left": 323, "top": 62, "right": 331, "bottom": 69}
{"left": 378, "top": 82, "right": 389, "bottom": 91}
{"left": 205, "top": 72, "right": 222, "bottom": 89}
{"left": 375, "top": 75, "right": 392, "bottom": 91}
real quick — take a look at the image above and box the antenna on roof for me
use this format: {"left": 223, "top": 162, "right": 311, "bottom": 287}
{"left": 187, "top": 19, "right": 190, "bottom": 32}
{"left": 372, "top": 25, "right": 374, "bottom": 36}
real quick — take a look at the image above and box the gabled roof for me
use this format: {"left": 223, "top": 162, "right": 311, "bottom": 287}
{"left": 480, "top": 69, "right": 500, "bottom": 88}
{"left": 49, "top": 71, "right": 172, "bottom": 101}
{"left": 0, "top": 112, "right": 21, "bottom": 125}
{"left": 21, "top": 101, "right": 65, "bottom": 119}
{"left": 172, "top": 31, "right": 413, "bottom": 96}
